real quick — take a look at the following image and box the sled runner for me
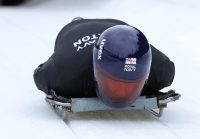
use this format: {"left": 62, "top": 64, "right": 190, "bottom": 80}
{"left": 45, "top": 89, "right": 181, "bottom": 120}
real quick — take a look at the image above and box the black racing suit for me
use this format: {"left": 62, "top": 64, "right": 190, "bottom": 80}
{"left": 33, "top": 19, "right": 175, "bottom": 98}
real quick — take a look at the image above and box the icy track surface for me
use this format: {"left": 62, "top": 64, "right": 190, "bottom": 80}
{"left": 0, "top": 0, "right": 200, "bottom": 139}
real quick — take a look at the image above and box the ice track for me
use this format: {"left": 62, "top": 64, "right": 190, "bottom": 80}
{"left": 0, "top": 0, "right": 200, "bottom": 139}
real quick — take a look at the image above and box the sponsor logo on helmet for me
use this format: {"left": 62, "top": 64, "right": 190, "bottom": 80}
{"left": 124, "top": 58, "right": 137, "bottom": 71}
{"left": 73, "top": 34, "right": 100, "bottom": 51}
{"left": 98, "top": 39, "right": 106, "bottom": 60}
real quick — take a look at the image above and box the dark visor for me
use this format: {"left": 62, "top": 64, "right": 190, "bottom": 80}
{"left": 95, "top": 64, "right": 148, "bottom": 104}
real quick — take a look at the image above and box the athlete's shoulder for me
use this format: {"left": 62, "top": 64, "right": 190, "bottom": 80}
{"left": 58, "top": 18, "right": 129, "bottom": 33}
{"left": 55, "top": 18, "right": 130, "bottom": 51}
{"left": 69, "top": 18, "right": 129, "bottom": 26}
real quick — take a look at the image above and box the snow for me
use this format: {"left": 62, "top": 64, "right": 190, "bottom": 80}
{"left": 0, "top": 0, "right": 200, "bottom": 138}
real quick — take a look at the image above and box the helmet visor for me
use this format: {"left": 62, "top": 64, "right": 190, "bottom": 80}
{"left": 95, "top": 64, "right": 148, "bottom": 104}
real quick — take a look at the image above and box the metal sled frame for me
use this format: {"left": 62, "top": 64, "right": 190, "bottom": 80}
{"left": 45, "top": 94, "right": 181, "bottom": 120}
